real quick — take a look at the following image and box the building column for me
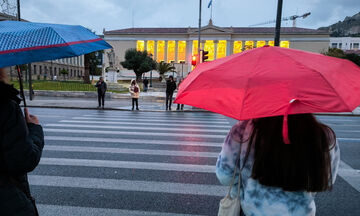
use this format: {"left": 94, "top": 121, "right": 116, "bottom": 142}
{"left": 214, "top": 40, "right": 218, "bottom": 60}
{"left": 144, "top": 40, "right": 148, "bottom": 52}
{"left": 174, "top": 40, "right": 179, "bottom": 63}
{"left": 242, "top": 41, "right": 246, "bottom": 51}
{"left": 164, "top": 40, "right": 168, "bottom": 63}
{"left": 154, "top": 40, "right": 158, "bottom": 62}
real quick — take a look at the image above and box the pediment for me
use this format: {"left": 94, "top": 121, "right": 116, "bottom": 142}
{"left": 188, "top": 22, "right": 233, "bottom": 34}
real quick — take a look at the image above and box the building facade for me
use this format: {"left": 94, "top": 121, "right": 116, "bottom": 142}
{"left": 330, "top": 37, "right": 360, "bottom": 51}
{"left": 103, "top": 21, "right": 330, "bottom": 78}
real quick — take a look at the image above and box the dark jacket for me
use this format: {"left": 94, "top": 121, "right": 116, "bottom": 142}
{"left": 0, "top": 82, "right": 44, "bottom": 216}
{"left": 143, "top": 79, "right": 149, "bottom": 87}
{"left": 95, "top": 81, "right": 107, "bottom": 94}
{"left": 166, "top": 80, "right": 177, "bottom": 94}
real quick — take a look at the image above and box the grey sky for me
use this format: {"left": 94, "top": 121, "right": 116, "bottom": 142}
{"left": 21, "top": 0, "right": 359, "bottom": 34}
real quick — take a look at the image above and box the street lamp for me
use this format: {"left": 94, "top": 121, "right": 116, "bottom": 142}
{"left": 274, "top": 0, "right": 283, "bottom": 46}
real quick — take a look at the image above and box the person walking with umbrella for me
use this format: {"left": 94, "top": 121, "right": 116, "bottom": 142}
{"left": 0, "top": 68, "right": 44, "bottom": 216}
{"left": 95, "top": 77, "right": 107, "bottom": 109}
{"left": 165, "top": 75, "right": 177, "bottom": 111}
{"left": 175, "top": 46, "right": 360, "bottom": 215}
{"left": 129, "top": 79, "right": 140, "bottom": 111}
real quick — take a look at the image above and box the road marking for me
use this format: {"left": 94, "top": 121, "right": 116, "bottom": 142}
{"left": 43, "top": 128, "right": 226, "bottom": 139}
{"left": 59, "top": 120, "right": 231, "bottom": 129}
{"left": 337, "top": 138, "right": 360, "bottom": 142}
{"left": 318, "top": 118, "right": 360, "bottom": 122}
{"left": 72, "top": 117, "right": 230, "bottom": 125}
{"left": 39, "top": 158, "right": 215, "bottom": 173}
{"left": 45, "top": 136, "right": 222, "bottom": 147}
{"left": 45, "top": 123, "right": 229, "bottom": 134}
{"left": 84, "top": 114, "right": 226, "bottom": 121}
{"left": 44, "top": 145, "right": 219, "bottom": 158}
{"left": 338, "top": 161, "right": 360, "bottom": 192}
{"left": 86, "top": 113, "right": 226, "bottom": 119}
{"left": 37, "top": 204, "right": 204, "bottom": 216}
{"left": 29, "top": 175, "right": 226, "bottom": 196}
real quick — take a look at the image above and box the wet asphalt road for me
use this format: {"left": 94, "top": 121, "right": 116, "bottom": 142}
{"left": 26, "top": 108, "right": 360, "bottom": 216}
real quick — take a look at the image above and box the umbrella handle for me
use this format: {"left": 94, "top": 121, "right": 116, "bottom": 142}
{"left": 17, "top": 66, "right": 27, "bottom": 107}
{"left": 283, "top": 99, "right": 297, "bottom": 144}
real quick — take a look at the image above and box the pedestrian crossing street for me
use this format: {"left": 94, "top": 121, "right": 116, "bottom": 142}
{"left": 31, "top": 111, "right": 232, "bottom": 216}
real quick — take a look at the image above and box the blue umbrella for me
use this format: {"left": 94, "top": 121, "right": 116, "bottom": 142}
{"left": 0, "top": 21, "right": 112, "bottom": 67}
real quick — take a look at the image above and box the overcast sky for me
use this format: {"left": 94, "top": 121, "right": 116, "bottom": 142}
{"left": 20, "top": 0, "right": 359, "bottom": 34}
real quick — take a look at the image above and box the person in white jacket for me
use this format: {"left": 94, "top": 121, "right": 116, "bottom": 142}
{"left": 129, "top": 79, "right": 140, "bottom": 110}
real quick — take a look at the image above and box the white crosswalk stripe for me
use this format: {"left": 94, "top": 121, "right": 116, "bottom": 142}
{"left": 31, "top": 112, "right": 230, "bottom": 216}
{"left": 45, "top": 123, "right": 229, "bottom": 133}
{"left": 43, "top": 128, "right": 227, "bottom": 139}
{"left": 72, "top": 116, "right": 230, "bottom": 124}
{"left": 59, "top": 119, "right": 231, "bottom": 129}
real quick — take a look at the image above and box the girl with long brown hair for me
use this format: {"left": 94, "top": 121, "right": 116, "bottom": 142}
{"left": 216, "top": 114, "right": 339, "bottom": 216}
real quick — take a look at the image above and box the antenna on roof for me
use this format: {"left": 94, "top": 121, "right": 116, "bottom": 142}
{"left": 132, "top": 9, "right": 134, "bottom": 30}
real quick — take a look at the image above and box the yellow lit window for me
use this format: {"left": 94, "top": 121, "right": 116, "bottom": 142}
{"left": 256, "top": 41, "right": 266, "bottom": 48}
{"left": 147, "top": 41, "right": 155, "bottom": 58}
{"left": 280, "top": 41, "right": 290, "bottom": 48}
{"left": 268, "top": 41, "right": 274, "bottom": 46}
{"left": 217, "top": 40, "right": 227, "bottom": 59}
{"left": 178, "top": 41, "right": 186, "bottom": 62}
{"left": 233, "top": 41, "right": 243, "bottom": 54}
{"left": 136, "top": 40, "right": 145, "bottom": 51}
{"left": 245, "top": 41, "right": 254, "bottom": 50}
{"left": 204, "top": 40, "right": 215, "bottom": 61}
{"left": 193, "top": 40, "right": 203, "bottom": 56}
{"left": 167, "top": 41, "right": 175, "bottom": 63}
{"left": 157, "top": 40, "right": 165, "bottom": 62}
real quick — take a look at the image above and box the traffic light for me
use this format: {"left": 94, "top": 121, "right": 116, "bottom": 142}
{"left": 191, "top": 55, "right": 197, "bottom": 66}
{"left": 201, "top": 50, "right": 209, "bottom": 63}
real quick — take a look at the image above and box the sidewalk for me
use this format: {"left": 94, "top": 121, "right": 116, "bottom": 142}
{"left": 25, "top": 93, "right": 197, "bottom": 112}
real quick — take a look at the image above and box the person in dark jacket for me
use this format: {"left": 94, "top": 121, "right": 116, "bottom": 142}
{"left": 143, "top": 78, "right": 149, "bottom": 92}
{"left": 176, "top": 77, "right": 184, "bottom": 111}
{"left": 165, "top": 76, "right": 177, "bottom": 111}
{"left": 0, "top": 68, "right": 44, "bottom": 216}
{"left": 95, "top": 77, "right": 107, "bottom": 109}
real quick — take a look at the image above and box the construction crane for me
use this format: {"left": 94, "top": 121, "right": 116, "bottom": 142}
{"left": 249, "top": 12, "right": 311, "bottom": 27}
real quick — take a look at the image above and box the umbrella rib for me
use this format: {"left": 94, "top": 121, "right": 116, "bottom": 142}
{"left": 277, "top": 49, "right": 352, "bottom": 112}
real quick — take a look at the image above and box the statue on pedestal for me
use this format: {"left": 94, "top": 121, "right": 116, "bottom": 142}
{"left": 107, "top": 49, "right": 115, "bottom": 68}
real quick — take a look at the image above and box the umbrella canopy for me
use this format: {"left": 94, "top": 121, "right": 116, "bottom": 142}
{"left": 175, "top": 46, "right": 360, "bottom": 143}
{"left": 0, "top": 21, "right": 112, "bottom": 67}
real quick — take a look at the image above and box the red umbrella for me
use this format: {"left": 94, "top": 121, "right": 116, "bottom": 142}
{"left": 175, "top": 46, "right": 360, "bottom": 144}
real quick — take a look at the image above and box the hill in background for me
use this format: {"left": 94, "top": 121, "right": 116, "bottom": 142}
{"left": 319, "top": 12, "right": 360, "bottom": 37}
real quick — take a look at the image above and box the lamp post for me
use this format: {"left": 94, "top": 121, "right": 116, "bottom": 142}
{"left": 198, "top": 0, "right": 202, "bottom": 65}
{"left": 150, "top": 54, "right": 153, "bottom": 87}
{"left": 274, "top": 0, "right": 283, "bottom": 46}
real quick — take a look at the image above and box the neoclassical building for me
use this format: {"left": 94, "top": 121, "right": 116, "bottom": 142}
{"left": 103, "top": 21, "right": 330, "bottom": 78}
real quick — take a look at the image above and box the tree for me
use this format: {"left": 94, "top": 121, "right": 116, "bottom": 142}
{"left": 322, "top": 48, "right": 345, "bottom": 58}
{"left": 156, "top": 62, "right": 175, "bottom": 81}
{"left": 88, "top": 51, "right": 103, "bottom": 80}
{"left": 344, "top": 53, "right": 360, "bottom": 67}
{"left": 323, "top": 48, "right": 360, "bottom": 66}
{"left": 121, "top": 49, "right": 157, "bottom": 81}
{"left": 60, "top": 69, "right": 69, "bottom": 80}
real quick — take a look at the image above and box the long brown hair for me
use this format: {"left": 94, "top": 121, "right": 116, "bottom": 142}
{"left": 244, "top": 114, "right": 336, "bottom": 192}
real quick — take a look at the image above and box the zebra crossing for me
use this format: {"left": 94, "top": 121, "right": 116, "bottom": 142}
{"left": 31, "top": 110, "right": 231, "bottom": 216}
